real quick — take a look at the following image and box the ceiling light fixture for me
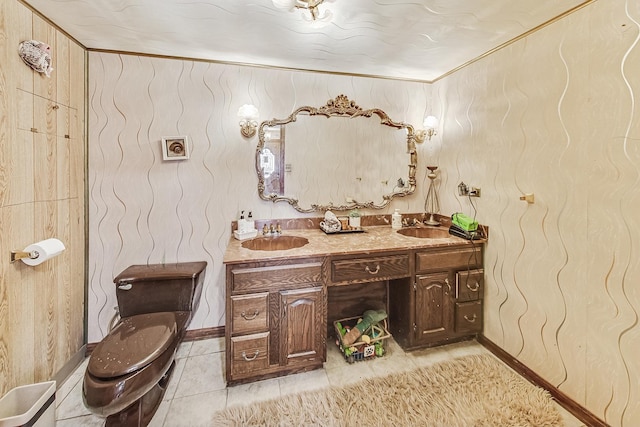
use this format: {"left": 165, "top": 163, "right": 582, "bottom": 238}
{"left": 296, "top": 0, "right": 329, "bottom": 21}
{"left": 272, "top": 0, "right": 333, "bottom": 24}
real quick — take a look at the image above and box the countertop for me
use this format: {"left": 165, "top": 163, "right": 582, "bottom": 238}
{"left": 223, "top": 225, "right": 487, "bottom": 265}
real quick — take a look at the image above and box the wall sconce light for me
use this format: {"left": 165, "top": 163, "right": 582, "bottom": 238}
{"left": 237, "top": 104, "right": 259, "bottom": 138}
{"left": 423, "top": 115, "right": 439, "bottom": 140}
{"left": 415, "top": 116, "right": 439, "bottom": 143}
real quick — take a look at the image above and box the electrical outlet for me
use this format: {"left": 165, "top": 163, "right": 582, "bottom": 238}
{"left": 458, "top": 182, "right": 480, "bottom": 197}
{"left": 469, "top": 187, "right": 481, "bottom": 197}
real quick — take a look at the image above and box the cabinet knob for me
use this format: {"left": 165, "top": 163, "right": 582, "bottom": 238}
{"left": 365, "top": 264, "right": 380, "bottom": 275}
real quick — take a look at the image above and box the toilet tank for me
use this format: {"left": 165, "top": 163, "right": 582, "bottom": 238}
{"left": 114, "top": 261, "right": 207, "bottom": 318}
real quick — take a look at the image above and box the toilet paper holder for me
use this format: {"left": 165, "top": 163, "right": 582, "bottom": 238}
{"left": 10, "top": 250, "right": 40, "bottom": 263}
{"left": 10, "top": 238, "right": 65, "bottom": 265}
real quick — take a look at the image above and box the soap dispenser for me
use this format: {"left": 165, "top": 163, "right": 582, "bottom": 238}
{"left": 246, "top": 211, "right": 255, "bottom": 231}
{"left": 392, "top": 209, "right": 402, "bottom": 229}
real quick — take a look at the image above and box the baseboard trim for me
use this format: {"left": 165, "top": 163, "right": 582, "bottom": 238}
{"left": 477, "top": 335, "right": 609, "bottom": 427}
{"left": 53, "top": 345, "right": 86, "bottom": 388}
{"left": 85, "top": 326, "right": 225, "bottom": 356}
{"left": 184, "top": 325, "right": 225, "bottom": 341}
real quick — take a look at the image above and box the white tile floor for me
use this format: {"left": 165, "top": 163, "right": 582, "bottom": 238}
{"left": 55, "top": 338, "right": 585, "bottom": 426}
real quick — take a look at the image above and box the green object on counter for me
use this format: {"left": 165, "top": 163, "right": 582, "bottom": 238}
{"left": 452, "top": 212, "right": 478, "bottom": 232}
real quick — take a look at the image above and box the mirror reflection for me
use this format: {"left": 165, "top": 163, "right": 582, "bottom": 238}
{"left": 256, "top": 95, "right": 419, "bottom": 213}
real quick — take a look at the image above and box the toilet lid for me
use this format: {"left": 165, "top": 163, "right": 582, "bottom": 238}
{"left": 88, "top": 312, "right": 178, "bottom": 379}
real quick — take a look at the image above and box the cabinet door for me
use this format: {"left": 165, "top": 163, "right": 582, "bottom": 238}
{"left": 280, "top": 287, "right": 326, "bottom": 366}
{"left": 414, "top": 272, "right": 454, "bottom": 344}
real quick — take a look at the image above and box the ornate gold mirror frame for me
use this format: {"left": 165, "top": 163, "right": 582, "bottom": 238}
{"left": 256, "top": 95, "right": 419, "bottom": 213}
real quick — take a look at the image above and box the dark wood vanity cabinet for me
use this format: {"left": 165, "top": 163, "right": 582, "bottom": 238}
{"left": 225, "top": 258, "right": 327, "bottom": 385}
{"left": 390, "top": 246, "right": 484, "bottom": 350}
{"left": 224, "top": 229, "right": 486, "bottom": 384}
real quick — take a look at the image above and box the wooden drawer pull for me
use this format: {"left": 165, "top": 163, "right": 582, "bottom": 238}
{"left": 464, "top": 314, "right": 477, "bottom": 323}
{"left": 242, "top": 350, "right": 260, "bottom": 361}
{"left": 466, "top": 281, "right": 480, "bottom": 292}
{"left": 365, "top": 265, "right": 380, "bottom": 274}
{"left": 241, "top": 310, "right": 260, "bottom": 321}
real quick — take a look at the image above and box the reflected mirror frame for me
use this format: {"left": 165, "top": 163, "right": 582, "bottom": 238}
{"left": 255, "top": 94, "right": 418, "bottom": 213}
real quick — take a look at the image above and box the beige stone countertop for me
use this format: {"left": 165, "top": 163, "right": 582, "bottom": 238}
{"left": 223, "top": 225, "right": 486, "bottom": 265}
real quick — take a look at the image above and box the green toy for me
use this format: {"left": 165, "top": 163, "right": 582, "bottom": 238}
{"left": 342, "top": 309, "right": 387, "bottom": 346}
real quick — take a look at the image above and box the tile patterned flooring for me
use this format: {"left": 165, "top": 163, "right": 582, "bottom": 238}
{"left": 55, "top": 338, "right": 585, "bottom": 426}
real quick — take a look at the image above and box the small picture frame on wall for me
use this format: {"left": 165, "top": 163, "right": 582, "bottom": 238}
{"left": 162, "top": 136, "right": 190, "bottom": 161}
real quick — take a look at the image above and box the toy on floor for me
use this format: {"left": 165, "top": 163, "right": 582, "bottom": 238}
{"left": 342, "top": 309, "right": 388, "bottom": 346}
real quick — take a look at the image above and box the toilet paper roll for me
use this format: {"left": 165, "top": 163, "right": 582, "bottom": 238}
{"left": 21, "top": 238, "right": 65, "bottom": 266}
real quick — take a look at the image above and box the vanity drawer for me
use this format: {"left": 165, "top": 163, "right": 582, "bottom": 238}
{"left": 416, "top": 247, "right": 481, "bottom": 273}
{"left": 230, "top": 262, "right": 322, "bottom": 292}
{"left": 456, "top": 269, "right": 484, "bottom": 302}
{"left": 230, "top": 332, "right": 270, "bottom": 378}
{"left": 331, "top": 254, "right": 410, "bottom": 284}
{"left": 230, "top": 292, "right": 269, "bottom": 335}
{"left": 455, "top": 301, "right": 483, "bottom": 334}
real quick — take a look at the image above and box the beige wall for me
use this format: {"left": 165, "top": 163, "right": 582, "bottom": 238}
{"left": 86, "top": 54, "right": 434, "bottom": 343}
{"left": 434, "top": 0, "right": 640, "bottom": 425}
{"left": 85, "top": 0, "right": 639, "bottom": 424}
{"left": 0, "top": 1, "right": 86, "bottom": 394}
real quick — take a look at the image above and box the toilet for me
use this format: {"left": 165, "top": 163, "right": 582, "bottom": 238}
{"left": 83, "top": 261, "right": 207, "bottom": 427}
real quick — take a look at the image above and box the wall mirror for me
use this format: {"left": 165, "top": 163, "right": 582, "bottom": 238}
{"left": 256, "top": 95, "right": 419, "bottom": 213}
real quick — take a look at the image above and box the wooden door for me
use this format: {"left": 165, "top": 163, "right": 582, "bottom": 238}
{"left": 280, "top": 287, "right": 325, "bottom": 366}
{"left": 414, "top": 272, "right": 454, "bottom": 344}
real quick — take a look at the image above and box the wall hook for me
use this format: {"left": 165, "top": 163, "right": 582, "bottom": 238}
{"left": 519, "top": 193, "right": 535, "bottom": 204}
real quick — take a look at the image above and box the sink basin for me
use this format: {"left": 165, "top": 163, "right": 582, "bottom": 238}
{"left": 241, "top": 235, "right": 309, "bottom": 251}
{"left": 396, "top": 227, "right": 450, "bottom": 239}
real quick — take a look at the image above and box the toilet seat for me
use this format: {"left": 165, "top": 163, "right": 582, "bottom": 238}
{"left": 89, "top": 312, "right": 178, "bottom": 379}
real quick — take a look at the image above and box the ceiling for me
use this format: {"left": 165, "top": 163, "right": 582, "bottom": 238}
{"left": 24, "top": 0, "right": 589, "bottom": 82}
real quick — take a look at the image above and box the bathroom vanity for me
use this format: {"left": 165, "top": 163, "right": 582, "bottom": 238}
{"left": 223, "top": 217, "right": 486, "bottom": 385}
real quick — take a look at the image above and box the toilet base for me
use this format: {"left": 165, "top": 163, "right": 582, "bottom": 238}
{"left": 105, "top": 360, "right": 176, "bottom": 427}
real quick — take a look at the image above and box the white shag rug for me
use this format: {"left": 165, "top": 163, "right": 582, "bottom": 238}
{"left": 213, "top": 354, "right": 564, "bottom": 426}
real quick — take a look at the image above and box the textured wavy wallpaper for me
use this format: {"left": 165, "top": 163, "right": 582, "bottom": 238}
{"left": 88, "top": 0, "right": 640, "bottom": 424}
{"left": 433, "top": 0, "right": 640, "bottom": 425}
{"left": 87, "top": 55, "right": 432, "bottom": 342}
